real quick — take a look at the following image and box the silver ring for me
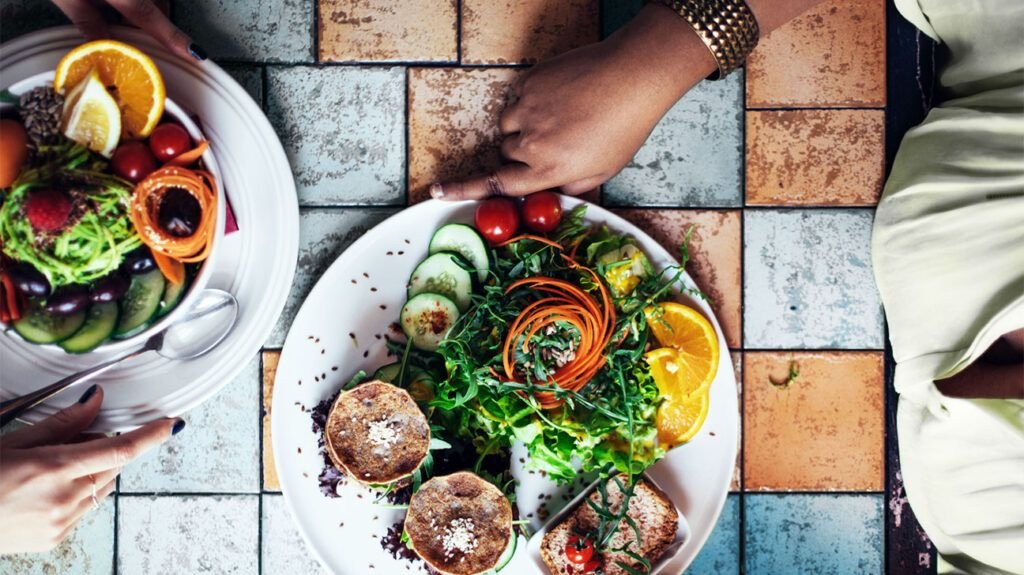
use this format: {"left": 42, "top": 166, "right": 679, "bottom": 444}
{"left": 89, "top": 474, "right": 99, "bottom": 509}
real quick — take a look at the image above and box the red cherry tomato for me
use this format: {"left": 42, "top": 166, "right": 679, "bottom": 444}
{"left": 475, "top": 198, "right": 520, "bottom": 244}
{"left": 522, "top": 190, "right": 563, "bottom": 233}
{"left": 110, "top": 141, "right": 157, "bottom": 183}
{"left": 564, "top": 535, "right": 595, "bottom": 564}
{"left": 581, "top": 557, "right": 602, "bottom": 574}
{"left": 148, "top": 123, "right": 192, "bottom": 163}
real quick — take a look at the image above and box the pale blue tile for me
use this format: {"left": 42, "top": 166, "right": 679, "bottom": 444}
{"left": 221, "top": 64, "right": 264, "bottom": 106}
{"left": 119, "top": 355, "right": 260, "bottom": 493}
{"left": 261, "top": 495, "right": 328, "bottom": 574}
{"left": 744, "top": 210, "right": 883, "bottom": 349}
{"left": 267, "top": 208, "right": 397, "bottom": 347}
{"left": 684, "top": 494, "right": 740, "bottom": 575}
{"left": 173, "top": 0, "right": 313, "bottom": 63}
{"left": 118, "top": 495, "right": 258, "bottom": 575}
{"left": 266, "top": 66, "right": 406, "bottom": 206}
{"left": 601, "top": 0, "right": 644, "bottom": 37}
{"left": 745, "top": 494, "right": 883, "bottom": 575}
{"left": 0, "top": 498, "right": 114, "bottom": 575}
{"left": 604, "top": 73, "right": 744, "bottom": 208}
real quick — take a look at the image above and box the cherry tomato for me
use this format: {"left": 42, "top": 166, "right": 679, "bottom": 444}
{"left": 522, "top": 190, "right": 563, "bottom": 233}
{"left": 148, "top": 123, "right": 191, "bottom": 163}
{"left": 111, "top": 141, "right": 157, "bottom": 183}
{"left": 475, "top": 198, "right": 520, "bottom": 244}
{"left": 581, "top": 558, "right": 602, "bottom": 574}
{"left": 564, "top": 535, "right": 595, "bottom": 564}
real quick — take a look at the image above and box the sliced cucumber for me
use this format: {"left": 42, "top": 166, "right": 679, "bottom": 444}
{"left": 407, "top": 252, "right": 473, "bottom": 311}
{"left": 60, "top": 302, "right": 119, "bottom": 353}
{"left": 400, "top": 293, "right": 460, "bottom": 352}
{"left": 114, "top": 269, "right": 165, "bottom": 339}
{"left": 157, "top": 277, "right": 188, "bottom": 318}
{"left": 428, "top": 224, "right": 490, "bottom": 283}
{"left": 13, "top": 307, "right": 87, "bottom": 344}
{"left": 373, "top": 362, "right": 402, "bottom": 383}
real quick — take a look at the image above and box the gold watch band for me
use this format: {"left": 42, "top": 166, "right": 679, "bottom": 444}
{"left": 648, "top": 0, "right": 760, "bottom": 80}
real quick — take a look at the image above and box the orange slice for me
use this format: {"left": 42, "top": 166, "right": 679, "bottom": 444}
{"left": 656, "top": 390, "right": 709, "bottom": 447}
{"left": 644, "top": 302, "right": 720, "bottom": 390}
{"left": 54, "top": 40, "right": 165, "bottom": 137}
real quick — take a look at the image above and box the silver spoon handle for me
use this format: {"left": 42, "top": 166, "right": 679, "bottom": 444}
{"left": 0, "top": 346, "right": 151, "bottom": 427}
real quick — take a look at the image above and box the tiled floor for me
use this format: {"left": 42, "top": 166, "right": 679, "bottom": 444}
{"left": 0, "top": 0, "right": 889, "bottom": 573}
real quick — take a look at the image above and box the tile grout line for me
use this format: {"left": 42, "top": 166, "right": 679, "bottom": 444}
{"left": 404, "top": 67, "right": 412, "bottom": 206}
{"left": 456, "top": 0, "right": 463, "bottom": 64}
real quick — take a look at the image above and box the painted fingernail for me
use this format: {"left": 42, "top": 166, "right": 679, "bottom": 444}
{"left": 187, "top": 43, "right": 207, "bottom": 61}
{"left": 171, "top": 419, "right": 187, "bottom": 435}
{"left": 429, "top": 183, "right": 444, "bottom": 199}
{"left": 77, "top": 384, "right": 99, "bottom": 404}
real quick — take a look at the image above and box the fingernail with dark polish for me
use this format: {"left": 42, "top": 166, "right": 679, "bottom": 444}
{"left": 77, "top": 384, "right": 99, "bottom": 404}
{"left": 187, "top": 43, "right": 207, "bottom": 61}
{"left": 172, "top": 419, "right": 187, "bottom": 435}
{"left": 429, "top": 183, "right": 444, "bottom": 199}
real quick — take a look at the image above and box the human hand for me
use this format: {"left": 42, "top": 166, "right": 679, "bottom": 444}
{"left": 51, "top": 0, "right": 203, "bottom": 62}
{"left": 0, "top": 386, "right": 183, "bottom": 553}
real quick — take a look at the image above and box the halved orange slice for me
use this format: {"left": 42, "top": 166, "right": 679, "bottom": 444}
{"left": 644, "top": 302, "right": 720, "bottom": 390}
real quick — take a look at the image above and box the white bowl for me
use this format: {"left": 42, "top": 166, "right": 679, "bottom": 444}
{"left": 1, "top": 69, "right": 226, "bottom": 354}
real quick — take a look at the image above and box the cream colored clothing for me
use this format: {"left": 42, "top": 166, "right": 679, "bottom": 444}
{"left": 875, "top": 1, "right": 1024, "bottom": 574}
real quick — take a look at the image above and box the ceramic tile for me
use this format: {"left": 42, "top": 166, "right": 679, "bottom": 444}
{"left": 745, "top": 494, "right": 883, "bottom": 575}
{"left": 117, "top": 495, "right": 258, "bottom": 575}
{"left": 614, "top": 209, "right": 742, "bottom": 349}
{"left": 461, "top": 0, "right": 599, "bottom": 65}
{"left": 407, "top": 67, "right": 523, "bottom": 203}
{"left": 318, "top": 0, "right": 457, "bottom": 62}
{"left": 746, "top": 110, "right": 885, "bottom": 206}
{"left": 173, "top": 0, "right": 314, "bottom": 63}
{"left": 261, "top": 495, "right": 328, "bottom": 574}
{"left": 600, "top": 0, "right": 643, "bottom": 38}
{"left": 744, "top": 352, "right": 884, "bottom": 491}
{"left": 221, "top": 64, "right": 264, "bottom": 106}
{"left": 120, "top": 355, "right": 261, "bottom": 493}
{"left": 0, "top": 499, "right": 114, "bottom": 575}
{"left": 605, "top": 74, "right": 744, "bottom": 208}
{"left": 746, "top": 0, "right": 886, "bottom": 108}
{"left": 262, "top": 349, "right": 282, "bottom": 491}
{"left": 743, "top": 210, "right": 883, "bottom": 349}
{"left": 266, "top": 66, "right": 405, "bottom": 206}
{"left": 683, "top": 494, "right": 740, "bottom": 575}
{"left": 730, "top": 352, "right": 742, "bottom": 492}
{"left": 267, "top": 208, "right": 397, "bottom": 347}
{"left": 0, "top": 0, "right": 66, "bottom": 42}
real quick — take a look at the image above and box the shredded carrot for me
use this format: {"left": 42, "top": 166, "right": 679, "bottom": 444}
{"left": 130, "top": 166, "right": 217, "bottom": 267}
{"left": 0, "top": 272, "right": 22, "bottom": 322}
{"left": 153, "top": 252, "right": 186, "bottom": 285}
{"left": 166, "top": 140, "right": 209, "bottom": 167}
{"left": 496, "top": 234, "right": 564, "bottom": 250}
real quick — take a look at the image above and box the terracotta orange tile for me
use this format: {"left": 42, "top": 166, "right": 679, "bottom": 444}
{"left": 262, "top": 350, "right": 281, "bottom": 491}
{"left": 319, "top": 0, "right": 457, "bottom": 62}
{"left": 743, "top": 352, "right": 884, "bottom": 491}
{"left": 746, "top": 110, "right": 884, "bottom": 206}
{"left": 614, "top": 209, "right": 741, "bottom": 349}
{"left": 746, "top": 0, "right": 885, "bottom": 108}
{"left": 408, "top": 67, "right": 524, "bottom": 203}
{"left": 730, "top": 351, "right": 742, "bottom": 492}
{"left": 461, "top": 0, "right": 599, "bottom": 64}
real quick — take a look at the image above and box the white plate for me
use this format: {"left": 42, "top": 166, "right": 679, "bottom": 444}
{"left": 272, "top": 198, "right": 739, "bottom": 574}
{"left": 0, "top": 26, "right": 298, "bottom": 432}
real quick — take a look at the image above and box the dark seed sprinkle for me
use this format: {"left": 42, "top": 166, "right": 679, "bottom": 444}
{"left": 363, "top": 272, "right": 369, "bottom": 278}
{"left": 332, "top": 366, "right": 339, "bottom": 371}
{"left": 387, "top": 251, "right": 394, "bottom": 256}
{"left": 379, "top": 305, "right": 387, "bottom": 310}
{"left": 374, "top": 334, "right": 382, "bottom": 340}
{"left": 370, "top": 287, "right": 377, "bottom": 292}
{"left": 363, "top": 350, "right": 369, "bottom": 358}
{"left": 351, "top": 279, "right": 357, "bottom": 284}
{"left": 397, "top": 251, "right": 404, "bottom": 255}
{"left": 404, "top": 239, "right": 410, "bottom": 244}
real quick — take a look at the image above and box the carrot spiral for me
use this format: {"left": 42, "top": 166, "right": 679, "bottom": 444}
{"left": 130, "top": 165, "right": 217, "bottom": 269}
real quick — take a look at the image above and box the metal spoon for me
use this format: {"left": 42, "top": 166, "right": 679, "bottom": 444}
{"left": 0, "top": 289, "right": 238, "bottom": 427}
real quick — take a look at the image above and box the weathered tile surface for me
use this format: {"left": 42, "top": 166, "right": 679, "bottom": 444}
{"left": 407, "top": 67, "right": 523, "bottom": 203}
{"left": 744, "top": 352, "right": 884, "bottom": 491}
{"left": 173, "top": 0, "right": 314, "bottom": 63}
{"left": 746, "top": 110, "right": 885, "bottom": 206}
{"left": 267, "top": 208, "right": 397, "bottom": 347}
{"left": 684, "top": 494, "right": 740, "bottom": 575}
{"left": 266, "top": 66, "right": 405, "bottom": 206}
{"left": 262, "top": 349, "right": 282, "bottom": 491}
{"left": 615, "top": 209, "right": 742, "bottom": 349}
{"left": 729, "top": 352, "right": 742, "bottom": 492}
{"left": 462, "top": 0, "right": 599, "bottom": 65}
{"left": 0, "top": 499, "right": 114, "bottom": 575}
{"left": 261, "top": 495, "right": 328, "bottom": 574}
{"left": 221, "top": 64, "right": 264, "bottom": 106}
{"left": 744, "top": 210, "right": 883, "bottom": 349}
{"left": 746, "top": 0, "right": 886, "bottom": 108}
{"left": 120, "top": 355, "right": 260, "bottom": 493}
{"left": 0, "top": 0, "right": 66, "bottom": 42}
{"left": 745, "top": 494, "right": 883, "bottom": 575}
{"left": 118, "top": 495, "right": 258, "bottom": 575}
{"left": 319, "top": 0, "right": 457, "bottom": 62}
{"left": 604, "top": 74, "right": 744, "bottom": 207}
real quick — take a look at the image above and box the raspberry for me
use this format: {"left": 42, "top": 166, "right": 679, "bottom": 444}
{"left": 24, "top": 189, "right": 73, "bottom": 232}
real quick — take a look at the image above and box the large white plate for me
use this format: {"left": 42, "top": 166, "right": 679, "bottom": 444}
{"left": 0, "top": 27, "right": 298, "bottom": 431}
{"left": 273, "top": 198, "right": 739, "bottom": 574}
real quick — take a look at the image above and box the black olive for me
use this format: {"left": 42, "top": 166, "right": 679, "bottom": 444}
{"left": 90, "top": 273, "right": 130, "bottom": 303}
{"left": 122, "top": 247, "right": 156, "bottom": 274}
{"left": 44, "top": 285, "right": 89, "bottom": 316}
{"left": 158, "top": 187, "right": 201, "bottom": 238}
{"left": 7, "top": 264, "right": 51, "bottom": 298}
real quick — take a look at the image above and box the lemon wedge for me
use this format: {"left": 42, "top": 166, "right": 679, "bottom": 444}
{"left": 60, "top": 68, "right": 121, "bottom": 157}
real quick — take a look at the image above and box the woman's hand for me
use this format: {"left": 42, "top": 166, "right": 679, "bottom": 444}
{"left": 0, "top": 386, "right": 183, "bottom": 553}
{"left": 51, "top": 0, "right": 203, "bottom": 62}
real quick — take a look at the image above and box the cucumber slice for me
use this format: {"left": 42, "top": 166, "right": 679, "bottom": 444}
{"left": 407, "top": 253, "right": 474, "bottom": 311}
{"left": 373, "top": 362, "right": 402, "bottom": 383}
{"left": 428, "top": 224, "right": 490, "bottom": 283}
{"left": 114, "top": 269, "right": 165, "bottom": 339}
{"left": 157, "top": 277, "right": 188, "bottom": 318}
{"left": 400, "top": 293, "right": 460, "bottom": 352}
{"left": 13, "top": 307, "right": 87, "bottom": 344}
{"left": 60, "top": 302, "right": 119, "bottom": 353}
